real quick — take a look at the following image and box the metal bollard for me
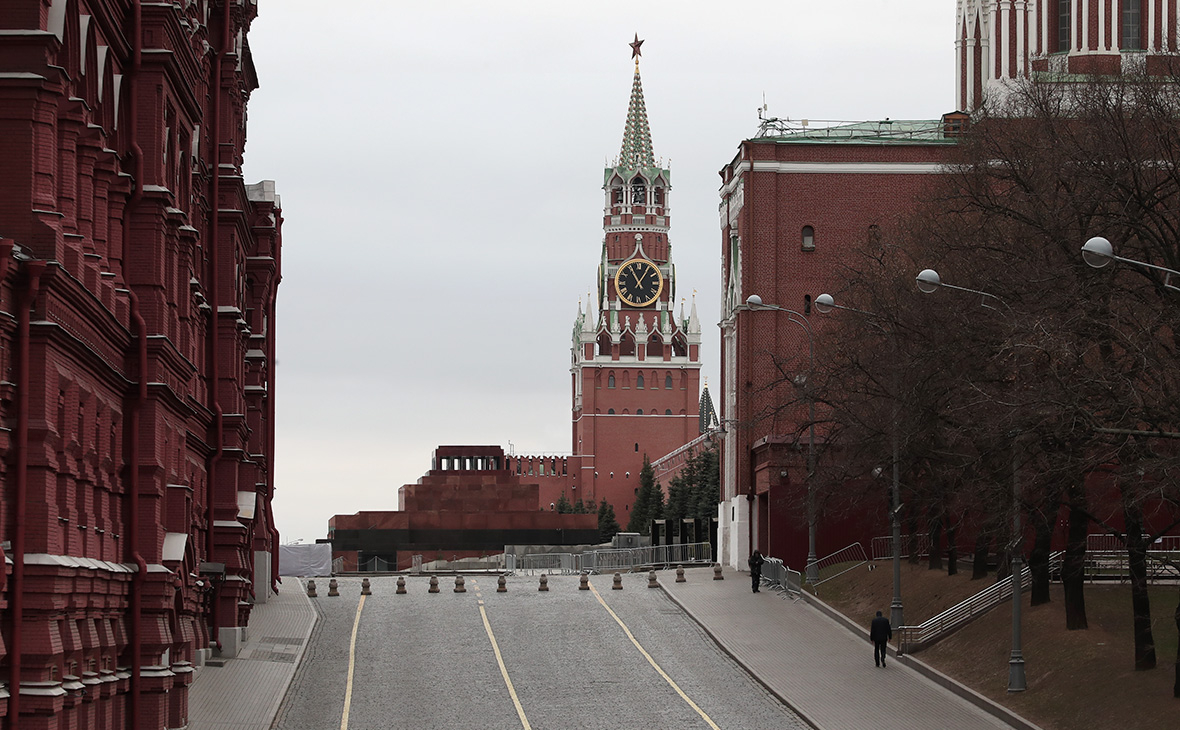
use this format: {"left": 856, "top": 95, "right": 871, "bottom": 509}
{"left": 648, "top": 570, "right": 659, "bottom": 588}
{"left": 676, "top": 565, "right": 686, "bottom": 583}
{"left": 396, "top": 576, "right": 406, "bottom": 594}
{"left": 454, "top": 575, "right": 466, "bottom": 593}
{"left": 612, "top": 572, "right": 623, "bottom": 590}
{"left": 361, "top": 578, "right": 372, "bottom": 595}
{"left": 497, "top": 575, "right": 507, "bottom": 593}
{"left": 428, "top": 576, "right": 440, "bottom": 593}
{"left": 579, "top": 573, "right": 590, "bottom": 591}
{"left": 328, "top": 578, "right": 340, "bottom": 597}
{"left": 538, "top": 574, "right": 549, "bottom": 592}
{"left": 306, "top": 580, "right": 317, "bottom": 598}
{"left": 713, "top": 564, "right": 724, "bottom": 580}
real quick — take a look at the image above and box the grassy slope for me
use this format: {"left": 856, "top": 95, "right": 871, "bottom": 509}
{"left": 816, "top": 561, "right": 1178, "bottom": 730}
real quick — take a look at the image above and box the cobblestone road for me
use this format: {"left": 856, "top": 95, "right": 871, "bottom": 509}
{"left": 273, "top": 573, "right": 808, "bottom": 730}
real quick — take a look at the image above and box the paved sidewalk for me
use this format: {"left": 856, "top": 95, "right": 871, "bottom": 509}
{"left": 662, "top": 567, "right": 1035, "bottom": 730}
{"left": 188, "top": 582, "right": 317, "bottom": 730}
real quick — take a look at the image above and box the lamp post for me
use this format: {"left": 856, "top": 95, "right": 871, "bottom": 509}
{"left": 745, "top": 294, "right": 818, "bottom": 581}
{"left": 915, "top": 269, "right": 1026, "bottom": 692}
{"left": 1081, "top": 236, "right": 1180, "bottom": 291}
{"left": 814, "top": 293, "right": 903, "bottom": 629}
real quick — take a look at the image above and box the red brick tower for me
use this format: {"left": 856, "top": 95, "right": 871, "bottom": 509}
{"left": 571, "top": 40, "right": 702, "bottom": 519}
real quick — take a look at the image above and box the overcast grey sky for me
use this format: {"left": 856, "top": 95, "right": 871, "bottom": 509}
{"left": 240, "top": 0, "right": 957, "bottom": 543}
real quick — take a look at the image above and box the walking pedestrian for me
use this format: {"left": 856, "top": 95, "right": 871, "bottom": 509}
{"left": 748, "top": 549, "right": 764, "bottom": 593}
{"left": 870, "top": 610, "right": 892, "bottom": 667}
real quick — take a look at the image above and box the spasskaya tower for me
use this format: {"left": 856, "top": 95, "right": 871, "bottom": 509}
{"left": 570, "top": 37, "right": 702, "bottom": 518}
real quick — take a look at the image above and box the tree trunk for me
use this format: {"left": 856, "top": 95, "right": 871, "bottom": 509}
{"left": 996, "top": 549, "right": 1011, "bottom": 582}
{"left": 928, "top": 512, "right": 943, "bottom": 570}
{"left": 1174, "top": 595, "right": 1180, "bottom": 697}
{"left": 972, "top": 529, "right": 990, "bottom": 580}
{"left": 907, "top": 511, "right": 920, "bottom": 565}
{"left": 1063, "top": 484, "right": 1089, "bottom": 630}
{"left": 1125, "top": 499, "right": 1156, "bottom": 670}
{"left": 947, "top": 522, "right": 958, "bottom": 576}
{"left": 1029, "top": 510, "right": 1052, "bottom": 606}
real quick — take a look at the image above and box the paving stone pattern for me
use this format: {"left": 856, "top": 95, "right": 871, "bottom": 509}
{"left": 663, "top": 566, "right": 1018, "bottom": 730}
{"left": 273, "top": 573, "right": 807, "bottom": 730}
{"left": 188, "top": 585, "right": 317, "bottom": 729}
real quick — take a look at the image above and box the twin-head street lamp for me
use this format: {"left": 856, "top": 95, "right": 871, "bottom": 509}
{"left": 1081, "top": 236, "right": 1180, "bottom": 291}
{"left": 745, "top": 294, "right": 818, "bottom": 582}
{"left": 813, "top": 293, "right": 904, "bottom": 630}
{"left": 915, "top": 268, "right": 1026, "bottom": 693}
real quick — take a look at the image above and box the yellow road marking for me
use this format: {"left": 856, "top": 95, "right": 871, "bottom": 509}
{"left": 479, "top": 604, "right": 532, "bottom": 730}
{"left": 340, "top": 594, "right": 366, "bottom": 730}
{"left": 589, "top": 582, "right": 721, "bottom": 730}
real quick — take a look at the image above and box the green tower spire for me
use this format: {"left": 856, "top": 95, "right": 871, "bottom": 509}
{"left": 618, "top": 64, "right": 655, "bottom": 172}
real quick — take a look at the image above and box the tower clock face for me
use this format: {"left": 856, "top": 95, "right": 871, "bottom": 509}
{"left": 615, "top": 258, "right": 663, "bottom": 307}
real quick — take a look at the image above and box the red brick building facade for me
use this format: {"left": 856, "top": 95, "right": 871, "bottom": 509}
{"left": 0, "top": 2, "right": 281, "bottom": 728}
{"left": 716, "top": 118, "right": 960, "bottom": 569}
{"left": 957, "top": 0, "right": 1180, "bottom": 112}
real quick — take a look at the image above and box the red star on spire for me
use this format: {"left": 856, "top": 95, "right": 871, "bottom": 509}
{"left": 630, "top": 34, "right": 644, "bottom": 61}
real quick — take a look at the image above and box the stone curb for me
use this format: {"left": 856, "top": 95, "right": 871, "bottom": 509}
{"left": 659, "top": 580, "right": 825, "bottom": 730}
{"left": 799, "top": 590, "right": 1046, "bottom": 730}
{"left": 262, "top": 581, "right": 320, "bottom": 724}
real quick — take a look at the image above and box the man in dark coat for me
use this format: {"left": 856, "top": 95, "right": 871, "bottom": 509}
{"left": 748, "top": 550, "right": 764, "bottom": 593}
{"left": 870, "top": 610, "right": 892, "bottom": 667}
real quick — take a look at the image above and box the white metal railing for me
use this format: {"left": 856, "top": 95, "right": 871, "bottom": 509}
{"left": 760, "top": 557, "right": 802, "bottom": 599}
{"left": 807, "top": 543, "right": 868, "bottom": 586}
{"left": 896, "top": 557, "right": 1049, "bottom": 655}
{"left": 870, "top": 533, "right": 930, "bottom": 561}
{"left": 358, "top": 555, "right": 398, "bottom": 573}
{"left": 521, "top": 553, "right": 580, "bottom": 575}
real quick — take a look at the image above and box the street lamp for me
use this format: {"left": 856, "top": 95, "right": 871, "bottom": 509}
{"left": 814, "top": 293, "right": 904, "bottom": 630}
{"left": 745, "top": 294, "right": 818, "bottom": 582}
{"left": 1081, "top": 236, "right": 1180, "bottom": 292}
{"left": 916, "top": 268, "right": 1026, "bottom": 693}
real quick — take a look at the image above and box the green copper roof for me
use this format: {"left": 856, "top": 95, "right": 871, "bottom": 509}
{"left": 618, "top": 68, "right": 656, "bottom": 169}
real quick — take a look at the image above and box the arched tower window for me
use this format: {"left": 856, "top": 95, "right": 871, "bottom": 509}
{"left": 608, "top": 373, "right": 616, "bottom": 388}
{"left": 665, "top": 373, "right": 673, "bottom": 389}
{"left": 647, "top": 334, "right": 663, "bottom": 359}
{"left": 637, "top": 373, "right": 644, "bottom": 389}
{"left": 653, "top": 187, "right": 663, "bottom": 205}
{"left": 631, "top": 176, "right": 646, "bottom": 205}
{"left": 665, "top": 409, "right": 672, "bottom": 415}
{"left": 637, "top": 409, "right": 643, "bottom": 415}
{"left": 608, "top": 408, "right": 615, "bottom": 414}
{"left": 802, "top": 225, "right": 815, "bottom": 251}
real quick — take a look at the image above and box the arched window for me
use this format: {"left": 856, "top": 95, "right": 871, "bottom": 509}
{"left": 631, "top": 176, "right": 646, "bottom": 205}
{"left": 608, "top": 408, "right": 615, "bottom": 414}
{"left": 634, "top": 443, "right": 639, "bottom": 452}
{"left": 653, "top": 187, "right": 663, "bottom": 205}
{"left": 608, "top": 373, "right": 615, "bottom": 388}
{"left": 665, "top": 373, "right": 673, "bottom": 389}
{"left": 637, "top": 374, "right": 644, "bottom": 389}
{"left": 802, "top": 225, "right": 815, "bottom": 251}
{"left": 665, "top": 409, "right": 672, "bottom": 415}
{"left": 637, "top": 409, "right": 643, "bottom": 415}
{"left": 1057, "top": 0, "right": 1071, "bottom": 52}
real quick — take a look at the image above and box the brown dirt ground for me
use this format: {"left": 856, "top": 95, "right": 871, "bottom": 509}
{"left": 815, "top": 560, "right": 1179, "bottom": 730}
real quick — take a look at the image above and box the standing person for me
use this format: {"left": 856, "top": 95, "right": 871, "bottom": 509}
{"left": 870, "top": 610, "right": 892, "bottom": 667}
{"left": 748, "top": 549, "right": 764, "bottom": 593}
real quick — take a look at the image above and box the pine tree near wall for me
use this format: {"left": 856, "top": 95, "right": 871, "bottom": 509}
{"left": 627, "top": 456, "right": 664, "bottom": 535}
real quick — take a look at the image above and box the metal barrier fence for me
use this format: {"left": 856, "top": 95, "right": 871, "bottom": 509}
{"left": 331, "top": 557, "right": 344, "bottom": 574}
{"left": 760, "top": 557, "right": 802, "bottom": 599}
{"left": 520, "top": 553, "right": 580, "bottom": 574}
{"left": 1087, "top": 534, "right": 1180, "bottom": 552}
{"left": 870, "top": 533, "right": 931, "bottom": 561}
{"left": 509, "top": 542, "right": 713, "bottom": 575}
{"left": 807, "top": 543, "right": 868, "bottom": 587}
{"left": 412, "top": 554, "right": 423, "bottom": 574}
